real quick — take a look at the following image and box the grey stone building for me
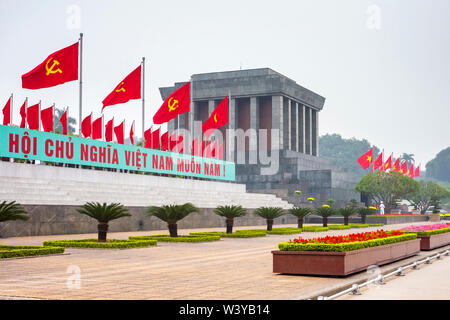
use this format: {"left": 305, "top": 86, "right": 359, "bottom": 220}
{"left": 160, "top": 68, "right": 360, "bottom": 206}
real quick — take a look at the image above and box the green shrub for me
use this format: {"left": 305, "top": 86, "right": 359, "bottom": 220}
{"left": 368, "top": 223, "right": 384, "bottom": 227}
{"left": 278, "top": 233, "right": 417, "bottom": 252}
{"left": 301, "top": 226, "right": 330, "bottom": 232}
{"left": 189, "top": 229, "right": 268, "bottom": 238}
{"left": 403, "top": 227, "right": 450, "bottom": 237}
{"left": 328, "top": 225, "right": 352, "bottom": 230}
{"left": 0, "top": 246, "right": 65, "bottom": 259}
{"left": 348, "top": 223, "right": 370, "bottom": 228}
{"left": 267, "top": 227, "right": 303, "bottom": 235}
{"left": 129, "top": 234, "right": 220, "bottom": 242}
{"left": 43, "top": 239, "right": 157, "bottom": 249}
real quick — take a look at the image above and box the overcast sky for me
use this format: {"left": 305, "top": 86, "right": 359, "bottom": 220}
{"left": 1, "top": 0, "right": 449, "bottom": 167}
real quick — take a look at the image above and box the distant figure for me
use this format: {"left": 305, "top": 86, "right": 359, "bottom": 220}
{"left": 380, "top": 201, "right": 385, "bottom": 215}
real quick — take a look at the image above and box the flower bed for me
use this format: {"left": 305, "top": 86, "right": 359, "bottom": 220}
{"left": 43, "top": 239, "right": 157, "bottom": 249}
{"left": 400, "top": 223, "right": 450, "bottom": 250}
{"left": 129, "top": 234, "right": 220, "bottom": 242}
{"left": 272, "top": 230, "right": 420, "bottom": 276}
{"left": 0, "top": 245, "right": 65, "bottom": 259}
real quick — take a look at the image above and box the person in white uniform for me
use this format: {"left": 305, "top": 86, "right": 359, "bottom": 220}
{"left": 379, "top": 201, "right": 385, "bottom": 215}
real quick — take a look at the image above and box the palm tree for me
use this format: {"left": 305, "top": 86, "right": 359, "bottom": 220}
{"left": 77, "top": 202, "right": 131, "bottom": 242}
{"left": 400, "top": 153, "right": 415, "bottom": 164}
{"left": 214, "top": 205, "right": 247, "bottom": 234}
{"left": 356, "top": 207, "right": 376, "bottom": 224}
{"left": 146, "top": 203, "right": 199, "bottom": 237}
{"left": 0, "top": 201, "right": 29, "bottom": 222}
{"left": 314, "top": 206, "right": 335, "bottom": 227}
{"left": 289, "top": 207, "right": 313, "bottom": 228}
{"left": 337, "top": 207, "right": 356, "bottom": 226}
{"left": 254, "top": 207, "right": 285, "bottom": 231}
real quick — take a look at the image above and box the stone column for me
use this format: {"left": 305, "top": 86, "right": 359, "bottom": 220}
{"left": 250, "top": 97, "right": 258, "bottom": 163}
{"left": 208, "top": 100, "right": 215, "bottom": 116}
{"left": 287, "top": 99, "right": 291, "bottom": 150}
{"left": 316, "top": 111, "right": 319, "bottom": 156}
{"left": 294, "top": 102, "right": 299, "bottom": 152}
{"left": 227, "top": 97, "right": 236, "bottom": 162}
{"left": 271, "top": 96, "right": 283, "bottom": 150}
{"left": 302, "top": 105, "right": 306, "bottom": 154}
{"left": 309, "top": 107, "right": 313, "bottom": 155}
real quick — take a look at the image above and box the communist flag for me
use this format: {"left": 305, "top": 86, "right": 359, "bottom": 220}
{"left": 373, "top": 153, "right": 383, "bottom": 171}
{"left": 161, "top": 131, "right": 169, "bottom": 151}
{"left": 20, "top": 99, "right": 27, "bottom": 128}
{"left": 92, "top": 116, "right": 103, "bottom": 140}
{"left": 22, "top": 42, "right": 78, "bottom": 89}
{"left": 408, "top": 164, "right": 415, "bottom": 178}
{"left": 169, "top": 133, "right": 178, "bottom": 152}
{"left": 144, "top": 127, "right": 152, "bottom": 148}
{"left": 2, "top": 96, "right": 11, "bottom": 126}
{"left": 60, "top": 108, "right": 68, "bottom": 135}
{"left": 202, "top": 96, "right": 228, "bottom": 139}
{"left": 414, "top": 166, "right": 420, "bottom": 177}
{"left": 400, "top": 161, "right": 408, "bottom": 175}
{"left": 105, "top": 118, "right": 114, "bottom": 142}
{"left": 151, "top": 127, "right": 160, "bottom": 149}
{"left": 129, "top": 121, "right": 135, "bottom": 145}
{"left": 192, "top": 138, "right": 199, "bottom": 156}
{"left": 102, "top": 66, "right": 141, "bottom": 111}
{"left": 114, "top": 121, "right": 124, "bottom": 144}
{"left": 27, "top": 103, "right": 40, "bottom": 130}
{"left": 383, "top": 155, "right": 392, "bottom": 171}
{"left": 41, "top": 106, "right": 54, "bottom": 132}
{"left": 153, "top": 82, "right": 190, "bottom": 124}
{"left": 392, "top": 158, "right": 400, "bottom": 172}
{"left": 357, "top": 148, "right": 373, "bottom": 169}
{"left": 81, "top": 114, "right": 92, "bottom": 138}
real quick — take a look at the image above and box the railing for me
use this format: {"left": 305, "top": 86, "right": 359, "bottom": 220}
{"left": 317, "top": 248, "right": 450, "bottom": 300}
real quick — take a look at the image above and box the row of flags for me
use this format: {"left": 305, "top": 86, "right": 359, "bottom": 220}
{"left": 357, "top": 148, "right": 420, "bottom": 178}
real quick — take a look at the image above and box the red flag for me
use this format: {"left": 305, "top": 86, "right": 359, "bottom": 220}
{"left": 161, "top": 131, "right": 169, "bottom": 151}
{"left": 40, "top": 105, "right": 53, "bottom": 132}
{"left": 20, "top": 99, "right": 27, "bottom": 128}
{"left": 151, "top": 127, "right": 160, "bottom": 149}
{"left": 218, "top": 143, "right": 224, "bottom": 160}
{"left": 144, "top": 127, "right": 152, "bottom": 148}
{"left": 409, "top": 164, "right": 415, "bottom": 178}
{"left": 22, "top": 42, "right": 78, "bottom": 90}
{"left": 177, "top": 134, "right": 184, "bottom": 153}
{"left": 105, "top": 118, "right": 114, "bottom": 142}
{"left": 392, "top": 158, "right": 400, "bottom": 172}
{"left": 2, "top": 96, "right": 11, "bottom": 126}
{"left": 92, "top": 116, "right": 103, "bottom": 140}
{"left": 169, "top": 133, "right": 178, "bottom": 152}
{"left": 192, "top": 138, "right": 199, "bottom": 156}
{"left": 202, "top": 96, "right": 229, "bottom": 139}
{"left": 373, "top": 152, "right": 383, "bottom": 171}
{"left": 210, "top": 140, "right": 218, "bottom": 158}
{"left": 383, "top": 155, "right": 392, "bottom": 171}
{"left": 27, "top": 103, "right": 40, "bottom": 130}
{"left": 129, "top": 121, "right": 135, "bottom": 145}
{"left": 102, "top": 65, "right": 141, "bottom": 111}
{"left": 114, "top": 120, "right": 124, "bottom": 144}
{"left": 153, "top": 82, "right": 190, "bottom": 124}
{"left": 60, "top": 108, "right": 68, "bottom": 135}
{"left": 357, "top": 148, "right": 373, "bottom": 170}
{"left": 204, "top": 141, "right": 213, "bottom": 158}
{"left": 81, "top": 114, "right": 92, "bottom": 138}
{"left": 400, "top": 161, "right": 408, "bottom": 175}
{"left": 414, "top": 165, "right": 420, "bottom": 177}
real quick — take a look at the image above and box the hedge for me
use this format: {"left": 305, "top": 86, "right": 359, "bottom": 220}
{"left": 403, "top": 227, "right": 450, "bottom": 237}
{"left": 267, "top": 227, "right": 303, "bottom": 235}
{"left": 43, "top": 239, "right": 157, "bottom": 249}
{"left": 129, "top": 235, "right": 220, "bottom": 242}
{"left": 0, "top": 246, "right": 65, "bottom": 259}
{"left": 278, "top": 233, "right": 417, "bottom": 252}
{"left": 301, "top": 226, "right": 329, "bottom": 232}
{"left": 328, "top": 225, "right": 352, "bottom": 230}
{"left": 189, "top": 230, "right": 268, "bottom": 238}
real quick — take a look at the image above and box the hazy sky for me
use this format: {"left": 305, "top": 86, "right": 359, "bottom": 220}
{"left": 1, "top": 0, "right": 449, "bottom": 167}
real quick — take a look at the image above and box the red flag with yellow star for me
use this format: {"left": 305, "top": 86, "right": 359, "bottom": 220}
{"left": 102, "top": 66, "right": 141, "bottom": 111}
{"left": 383, "top": 154, "right": 392, "bottom": 171}
{"left": 373, "top": 152, "right": 383, "bottom": 171}
{"left": 400, "top": 161, "right": 408, "bottom": 175}
{"left": 357, "top": 148, "right": 373, "bottom": 170}
{"left": 202, "top": 96, "right": 229, "bottom": 139}
{"left": 22, "top": 42, "right": 78, "bottom": 89}
{"left": 153, "top": 82, "right": 190, "bottom": 124}
{"left": 392, "top": 158, "right": 400, "bottom": 172}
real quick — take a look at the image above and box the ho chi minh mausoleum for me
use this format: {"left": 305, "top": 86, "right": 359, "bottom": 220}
{"left": 160, "top": 68, "right": 360, "bottom": 206}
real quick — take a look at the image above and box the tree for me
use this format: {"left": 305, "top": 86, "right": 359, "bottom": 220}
{"left": 400, "top": 153, "right": 415, "bottom": 164}
{"left": 254, "top": 207, "right": 285, "bottom": 231}
{"left": 77, "top": 202, "right": 131, "bottom": 242}
{"left": 314, "top": 206, "right": 335, "bottom": 227}
{"left": 214, "top": 205, "right": 247, "bottom": 234}
{"left": 146, "top": 203, "right": 199, "bottom": 237}
{"left": 337, "top": 207, "right": 356, "bottom": 225}
{"left": 426, "top": 147, "right": 450, "bottom": 182}
{"left": 0, "top": 201, "right": 29, "bottom": 222}
{"left": 408, "top": 181, "right": 450, "bottom": 214}
{"left": 289, "top": 207, "right": 313, "bottom": 228}
{"left": 356, "top": 207, "right": 376, "bottom": 224}
{"left": 53, "top": 108, "right": 77, "bottom": 134}
{"left": 355, "top": 171, "right": 419, "bottom": 213}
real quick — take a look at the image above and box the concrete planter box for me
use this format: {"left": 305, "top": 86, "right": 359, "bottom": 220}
{"left": 418, "top": 232, "right": 450, "bottom": 250}
{"left": 366, "top": 215, "right": 427, "bottom": 225}
{"left": 272, "top": 239, "right": 420, "bottom": 276}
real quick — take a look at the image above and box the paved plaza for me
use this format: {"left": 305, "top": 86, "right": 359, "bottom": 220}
{"left": 0, "top": 222, "right": 449, "bottom": 300}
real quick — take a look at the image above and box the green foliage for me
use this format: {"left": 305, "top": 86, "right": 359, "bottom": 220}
{"left": 76, "top": 202, "right": 131, "bottom": 222}
{"left": 301, "top": 226, "right": 330, "bottom": 232}
{"left": 326, "top": 198, "right": 336, "bottom": 207}
{"left": 314, "top": 207, "right": 336, "bottom": 218}
{"left": 278, "top": 233, "right": 417, "bottom": 252}
{"left": 355, "top": 171, "right": 419, "bottom": 212}
{"left": 254, "top": 207, "right": 285, "bottom": 219}
{"left": 403, "top": 227, "right": 450, "bottom": 237}
{"left": 289, "top": 207, "right": 313, "bottom": 218}
{"left": 213, "top": 205, "right": 247, "bottom": 218}
{"left": 43, "top": 239, "right": 157, "bottom": 249}
{"left": 0, "top": 246, "right": 65, "bottom": 259}
{"left": 426, "top": 147, "right": 450, "bottom": 182}
{"left": 328, "top": 225, "right": 352, "bottom": 230}
{"left": 0, "top": 201, "right": 29, "bottom": 222}
{"left": 348, "top": 223, "right": 370, "bottom": 228}
{"left": 408, "top": 180, "right": 450, "bottom": 213}
{"left": 129, "top": 235, "right": 220, "bottom": 242}
{"left": 267, "top": 227, "right": 303, "bottom": 235}
{"left": 189, "top": 229, "right": 268, "bottom": 238}
{"left": 338, "top": 207, "right": 356, "bottom": 217}
{"left": 146, "top": 203, "right": 199, "bottom": 224}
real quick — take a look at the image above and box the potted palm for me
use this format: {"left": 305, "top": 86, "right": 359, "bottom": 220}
{"left": 77, "top": 202, "right": 131, "bottom": 242}
{"left": 146, "top": 203, "right": 199, "bottom": 237}
{"left": 214, "top": 205, "right": 247, "bottom": 234}
{"left": 254, "top": 207, "right": 285, "bottom": 231}
{"left": 314, "top": 205, "right": 335, "bottom": 227}
{"left": 289, "top": 207, "right": 313, "bottom": 229}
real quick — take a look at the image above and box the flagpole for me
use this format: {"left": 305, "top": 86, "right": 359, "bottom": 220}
{"left": 10, "top": 93, "right": 13, "bottom": 125}
{"left": 79, "top": 33, "right": 83, "bottom": 136}
{"left": 25, "top": 98, "right": 28, "bottom": 129}
{"left": 52, "top": 103, "right": 55, "bottom": 132}
{"left": 142, "top": 57, "right": 145, "bottom": 140}
{"left": 38, "top": 100, "right": 41, "bottom": 131}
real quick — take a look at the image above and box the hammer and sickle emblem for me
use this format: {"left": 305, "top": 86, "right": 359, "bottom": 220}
{"left": 213, "top": 114, "right": 218, "bottom": 123}
{"left": 115, "top": 82, "right": 126, "bottom": 93}
{"left": 168, "top": 97, "right": 179, "bottom": 112}
{"left": 45, "top": 58, "right": 63, "bottom": 76}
